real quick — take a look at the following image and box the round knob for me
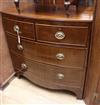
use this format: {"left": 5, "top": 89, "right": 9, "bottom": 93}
{"left": 56, "top": 53, "right": 64, "bottom": 60}
{"left": 17, "top": 44, "right": 23, "bottom": 51}
{"left": 57, "top": 73, "right": 64, "bottom": 80}
{"left": 14, "top": 25, "right": 20, "bottom": 32}
{"left": 55, "top": 31, "right": 65, "bottom": 40}
{"left": 21, "top": 63, "right": 28, "bottom": 70}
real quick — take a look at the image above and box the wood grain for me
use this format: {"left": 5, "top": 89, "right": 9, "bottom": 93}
{"left": 36, "top": 23, "right": 89, "bottom": 46}
{"left": 84, "top": 0, "right": 100, "bottom": 105}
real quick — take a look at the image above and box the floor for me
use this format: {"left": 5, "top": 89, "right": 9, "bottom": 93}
{"left": 0, "top": 77, "right": 86, "bottom": 105}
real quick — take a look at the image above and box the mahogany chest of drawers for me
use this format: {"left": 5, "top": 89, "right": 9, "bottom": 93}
{"left": 1, "top": 7, "right": 93, "bottom": 99}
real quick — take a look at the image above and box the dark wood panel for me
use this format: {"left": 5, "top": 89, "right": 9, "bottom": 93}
{"left": 84, "top": 0, "right": 100, "bottom": 105}
{"left": 36, "top": 24, "right": 89, "bottom": 46}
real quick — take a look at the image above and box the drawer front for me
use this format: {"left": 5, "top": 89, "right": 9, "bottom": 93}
{"left": 36, "top": 24, "right": 89, "bottom": 46}
{"left": 36, "top": 44, "right": 87, "bottom": 69}
{"left": 6, "top": 34, "right": 87, "bottom": 69}
{"left": 11, "top": 52, "right": 84, "bottom": 88}
{"left": 3, "top": 18, "right": 35, "bottom": 40}
{"left": 24, "top": 61, "right": 84, "bottom": 88}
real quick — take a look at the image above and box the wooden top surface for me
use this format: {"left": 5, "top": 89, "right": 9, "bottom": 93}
{"left": 1, "top": 4, "right": 94, "bottom": 22}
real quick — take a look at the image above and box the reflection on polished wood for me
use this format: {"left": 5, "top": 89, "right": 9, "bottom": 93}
{"left": 1, "top": 4, "right": 94, "bottom": 22}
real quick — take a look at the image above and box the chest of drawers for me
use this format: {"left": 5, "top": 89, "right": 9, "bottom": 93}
{"left": 2, "top": 7, "right": 93, "bottom": 99}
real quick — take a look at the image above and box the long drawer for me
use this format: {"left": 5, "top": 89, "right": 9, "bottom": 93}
{"left": 6, "top": 34, "right": 87, "bottom": 69}
{"left": 36, "top": 24, "right": 89, "bottom": 46}
{"left": 11, "top": 52, "right": 84, "bottom": 88}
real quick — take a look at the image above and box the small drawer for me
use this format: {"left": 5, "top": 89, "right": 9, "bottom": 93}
{"left": 3, "top": 18, "right": 35, "bottom": 40}
{"left": 36, "top": 24, "right": 89, "bottom": 46}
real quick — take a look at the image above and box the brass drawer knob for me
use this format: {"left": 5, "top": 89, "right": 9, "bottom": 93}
{"left": 17, "top": 44, "right": 24, "bottom": 51}
{"left": 14, "top": 25, "right": 20, "bottom": 33}
{"left": 56, "top": 53, "right": 64, "bottom": 60}
{"left": 55, "top": 31, "right": 65, "bottom": 40}
{"left": 21, "top": 63, "right": 28, "bottom": 70}
{"left": 14, "top": 25, "right": 21, "bottom": 36}
{"left": 57, "top": 73, "right": 64, "bottom": 80}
